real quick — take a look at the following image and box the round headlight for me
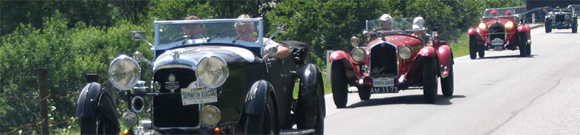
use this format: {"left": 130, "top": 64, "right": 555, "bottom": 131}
{"left": 351, "top": 48, "right": 366, "bottom": 62}
{"left": 505, "top": 21, "right": 515, "bottom": 30}
{"left": 201, "top": 105, "right": 221, "bottom": 126}
{"left": 122, "top": 111, "right": 139, "bottom": 128}
{"left": 196, "top": 55, "right": 229, "bottom": 89}
{"left": 350, "top": 36, "right": 360, "bottom": 47}
{"left": 398, "top": 46, "right": 412, "bottom": 60}
{"left": 478, "top": 23, "right": 487, "bottom": 31}
{"left": 108, "top": 55, "right": 141, "bottom": 90}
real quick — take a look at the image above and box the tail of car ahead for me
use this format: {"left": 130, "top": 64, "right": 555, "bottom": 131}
{"left": 329, "top": 28, "right": 455, "bottom": 108}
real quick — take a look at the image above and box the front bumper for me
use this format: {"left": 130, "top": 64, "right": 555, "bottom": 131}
{"left": 130, "top": 121, "right": 238, "bottom": 135}
{"left": 356, "top": 74, "right": 408, "bottom": 90}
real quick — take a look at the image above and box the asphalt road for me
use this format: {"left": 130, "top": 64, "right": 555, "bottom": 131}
{"left": 323, "top": 27, "right": 580, "bottom": 134}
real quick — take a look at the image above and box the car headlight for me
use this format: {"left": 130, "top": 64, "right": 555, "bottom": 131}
{"left": 505, "top": 21, "right": 515, "bottom": 30}
{"left": 196, "top": 55, "right": 229, "bottom": 89}
{"left": 201, "top": 105, "right": 221, "bottom": 126}
{"left": 478, "top": 23, "right": 487, "bottom": 31}
{"left": 351, "top": 48, "right": 366, "bottom": 62}
{"left": 350, "top": 36, "right": 360, "bottom": 47}
{"left": 398, "top": 46, "right": 412, "bottom": 60}
{"left": 122, "top": 111, "right": 139, "bottom": 128}
{"left": 108, "top": 55, "right": 141, "bottom": 90}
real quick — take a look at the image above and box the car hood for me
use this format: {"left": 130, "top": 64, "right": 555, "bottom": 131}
{"left": 153, "top": 46, "right": 259, "bottom": 72}
{"left": 367, "top": 34, "right": 424, "bottom": 48}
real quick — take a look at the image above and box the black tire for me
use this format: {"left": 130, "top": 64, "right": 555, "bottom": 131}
{"left": 572, "top": 18, "right": 577, "bottom": 33}
{"left": 422, "top": 58, "right": 438, "bottom": 103}
{"left": 315, "top": 81, "right": 325, "bottom": 134}
{"left": 545, "top": 18, "right": 552, "bottom": 33}
{"left": 296, "top": 76, "right": 325, "bottom": 134}
{"left": 478, "top": 46, "right": 485, "bottom": 58}
{"left": 469, "top": 35, "right": 477, "bottom": 59}
{"left": 519, "top": 33, "right": 528, "bottom": 57}
{"left": 441, "top": 63, "right": 454, "bottom": 97}
{"left": 357, "top": 86, "right": 371, "bottom": 100}
{"left": 245, "top": 97, "right": 277, "bottom": 134}
{"left": 331, "top": 61, "right": 348, "bottom": 108}
{"left": 527, "top": 43, "right": 532, "bottom": 56}
{"left": 80, "top": 116, "right": 98, "bottom": 135}
{"left": 80, "top": 94, "right": 119, "bottom": 135}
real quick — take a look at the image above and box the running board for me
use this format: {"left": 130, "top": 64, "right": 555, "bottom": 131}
{"left": 280, "top": 129, "right": 315, "bottom": 135}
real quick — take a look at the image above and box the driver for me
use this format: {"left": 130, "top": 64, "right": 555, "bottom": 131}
{"left": 505, "top": 10, "right": 513, "bottom": 16}
{"left": 182, "top": 15, "right": 203, "bottom": 38}
{"left": 235, "top": 14, "right": 290, "bottom": 59}
{"left": 490, "top": 9, "right": 498, "bottom": 16}
{"left": 378, "top": 14, "right": 393, "bottom": 30}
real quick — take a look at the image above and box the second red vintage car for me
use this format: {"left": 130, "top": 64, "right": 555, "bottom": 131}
{"left": 468, "top": 6, "right": 532, "bottom": 59}
{"left": 329, "top": 17, "right": 454, "bottom": 108}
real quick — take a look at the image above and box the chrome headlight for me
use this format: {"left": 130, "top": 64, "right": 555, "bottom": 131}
{"left": 350, "top": 36, "right": 360, "bottom": 47}
{"left": 505, "top": 21, "right": 515, "bottom": 30}
{"left": 196, "top": 55, "right": 229, "bottom": 89}
{"left": 398, "top": 46, "right": 412, "bottom": 60}
{"left": 122, "top": 111, "right": 139, "bottom": 128}
{"left": 201, "top": 105, "right": 221, "bottom": 126}
{"left": 108, "top": 55, "right": 141, "bottom": 90}
{"left": 351, "top": 48, "right": 366, "bottom": 62}
{"left": 478, "top": 23, "right": 487, "bottom": 31}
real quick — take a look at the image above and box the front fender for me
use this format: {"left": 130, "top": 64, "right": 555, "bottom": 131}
{"left": 517, "top": 24, "right": 528, "bottom": 33}
{"left": 329, "top": 50, "right": 361, "bottom": 83}
{"left": 418, "top": 46, "right": 435, "bottom": 57}
{"left": 468, "top": 28, "right": 478, "bottom": 35}
{"left": 245, "top": 80, "right": 276, "bottom": 115}
{"left": 75, "top": 83, "right": 102, "bottom": 118}
{"left": 296, "top": 64, "right": 324, "bottom": 128}
{"left": 437, "top": 45, "right": 453, "bottom": 78}
{"left": 75, "top": 83, "right": 120, "bottom": 128}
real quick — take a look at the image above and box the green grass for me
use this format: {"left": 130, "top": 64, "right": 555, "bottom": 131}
{"left": 448, "top": 33, "right": 471, "bottom": 58}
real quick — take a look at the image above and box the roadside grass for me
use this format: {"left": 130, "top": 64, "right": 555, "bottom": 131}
{"left": 448, "top": 33, "right": 470, "bottom": 58}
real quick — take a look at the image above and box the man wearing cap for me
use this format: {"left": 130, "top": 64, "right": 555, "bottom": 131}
{"left": 412, "top": 16, "right": 432, "bottom": 45}
{"left": 378, "top": 14, "right": 393, "bottom": 30}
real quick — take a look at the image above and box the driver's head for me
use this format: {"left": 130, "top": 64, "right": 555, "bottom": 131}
{"left": 505, "top": 10, "right": 513, "bottom": 16}
{"left": 235, "top": 14, "right": 256, "bottom": 41}
{"left": 379, "top": 14, "right": 393, "bottom": 29}
{"left": 490, "top": 9, "right": 498, "bottom": 16}
{"left": 182, "top": 15, "right": 203, "bottom": 37}
{"left": 412, "top": 16, "right": 425, "bottom": 30}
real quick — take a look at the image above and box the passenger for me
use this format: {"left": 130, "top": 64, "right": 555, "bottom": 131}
{"left": 412, "top": 16, "right": 432, "bottom": 45}
{"left": 182, "top": 15, "right": 204, "bottom": 38}
{"left": 505, "top": 10, "right": 513, "bottom": 16}
{"left": 235, "top": 14, "right": 290, "bottom": 59}
{"left": 490, "top": 9, "right": 498, "bottom": 16}
{"left": 378, "top": 14, "right": 393, "bottom": 30}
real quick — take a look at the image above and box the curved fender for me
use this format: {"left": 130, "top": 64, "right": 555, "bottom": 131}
{"left": 418, "top": 46, "right": 435, "bottom": 57}
{"left": 296, "top": 64, "right": 323, "bottom": 127}
{"left": 517, "top": 25, "right": 527, "bottom": 33}
{"left": 329, "top": 50, "right": 361, "bottom": 81}
{"left": 245, "top": 80, "right": 276, "bottom": 115}
{"left": 75, "top": 82, "right": 103, "bottom": 118}
{"left": 437, "top": 45, "right": 453, "bottom": 78}
{"left": 75, "top": 83, "right": 120, "bottom": 128}
{"left": 468, "top": 28, "right": 478, "bottom": 35}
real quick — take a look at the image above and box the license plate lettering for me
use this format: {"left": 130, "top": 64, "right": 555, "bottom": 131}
{"left": 371, "top": 87, "right": 398, "bottom": 93}
{"left": 181, "top": 87, "right": 218, "bottom": 106}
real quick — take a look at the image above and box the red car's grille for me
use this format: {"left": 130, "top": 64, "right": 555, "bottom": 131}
{"left": 370, "top": 43, "right": 397, "bottom": 76}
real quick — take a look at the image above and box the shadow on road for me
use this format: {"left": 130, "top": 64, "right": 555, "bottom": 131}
{"left": 548, "top": 32, "right": 576, "bottom": 34}
{"left": 346, "top": 94, "right": 466, "bottom": 108}
{"left": 478, "top": 54, "right": 536, "bottom": 59}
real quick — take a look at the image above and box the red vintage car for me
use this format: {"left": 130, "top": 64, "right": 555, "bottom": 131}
{"left": 329, "top": 18, "right": 454, "bottom": 108}
{"left": 468, "top": 7, "right": 532, "bottom": 59}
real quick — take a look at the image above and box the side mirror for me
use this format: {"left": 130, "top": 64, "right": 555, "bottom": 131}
{"left": 132, "top": 31, "right": 146, "bottom": 41}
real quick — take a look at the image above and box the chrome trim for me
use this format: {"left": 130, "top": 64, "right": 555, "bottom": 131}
{"left": 350, "top": 47, "right": 366, "bottom": 62}
{"left": 398, "top": 45, "right": 413, "bottom": 60}
{"left": 131, "top": 96, "right": 145, "bottom": 113}
{"left": 201, "top": 105, "right": 221, "bottom": 126}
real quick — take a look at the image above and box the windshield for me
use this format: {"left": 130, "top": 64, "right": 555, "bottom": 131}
{"left": 154, "top": 18, "right": 264, "bottom": 50}
{"left": 483, "top": 6, "right": 526, "bottom": 17}
{"left": 366, "top": 18, "right": 415, "bottom": 31}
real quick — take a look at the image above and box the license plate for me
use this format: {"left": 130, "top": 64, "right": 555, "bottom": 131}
{"left": 181, "top": 81, "right": 217, "bottom": 106}
{"left": 373, "top": 77, "right": 394, "bottom": 87}
{"left": 371, "top": 87, "right": 399, "bottom": 93}
{"left": 491, "top": 38, "right": 504, "bottom": 46}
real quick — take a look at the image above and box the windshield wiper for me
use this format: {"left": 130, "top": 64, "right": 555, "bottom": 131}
{"left": 232, "top": 27, "right": 250, "bottom": 43}
{"left": 181, "top": 36, "right": 195, "bottom": 46}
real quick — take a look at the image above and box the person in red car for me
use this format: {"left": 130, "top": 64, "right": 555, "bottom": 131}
{"left": 505, "top": 10, "right": 513, "bottom": 16}
{"left": 491, "top": 9, "right": 498, "bottom": 16}
{"left": 378, "top": 14, "right": 393, "bottom": 30}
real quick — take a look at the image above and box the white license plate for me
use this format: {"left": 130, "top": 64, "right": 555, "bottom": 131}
{"left": 491, "top": 38, "right": 504, "bottom": 46}
{"left": 371, "top": 87, "right": 399, "bottom": 93}
{"left": 373, "top": 77, "right": 394, "bottom": 87}
{"left": 181, "top": 87, "right": 217, "bottom": 106}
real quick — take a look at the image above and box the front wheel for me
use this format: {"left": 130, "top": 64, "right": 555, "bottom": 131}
{"left": 441, "top": 64, "right": 454, "bottom": 97}
{"left": 572, "top": 18, "right": 577, "bottom": 33}
{"left": 519, "top": 33, "right": 528, "bottom": 57}
{"left": 357, "top": 86, "right": 371, "bottom": 100}
{"left": 422, "top": 58, "right": 438, "bottom": 103}
{"left": 245, "top": 97, "right": 277, "bottom": 134}
{"left": 545, "top": 18, "right": 552, "bottom": 33}
{"left": 469, "top": 35, "right": 477, "bottom": 59}
{"left": 331, "top": 61, "right": 348, "bottom": 108}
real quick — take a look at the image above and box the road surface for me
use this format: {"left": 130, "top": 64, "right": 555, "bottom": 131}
{"left": 324, "top": 27, "right": 580, "bottom": 134}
